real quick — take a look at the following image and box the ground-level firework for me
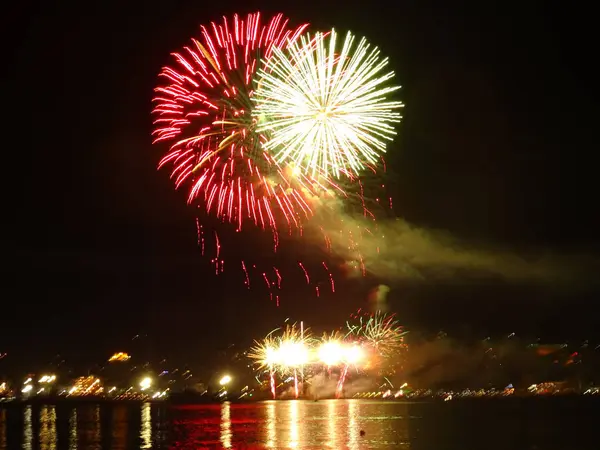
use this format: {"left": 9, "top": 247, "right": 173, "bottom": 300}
{"left": 248, "top": 313, "right": 407, "bottom": 399}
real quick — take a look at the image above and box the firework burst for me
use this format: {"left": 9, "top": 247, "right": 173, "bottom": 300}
{"left": 249, "top": 323, "right": 312, "bottom": 398}
{"left": 253, "top": 29, "right": 403, "bottom": 179}
{"left": 249, "top": 314, "right": 406, "bottom": 399}
{"left": 346, "top": 311, "right": 408, "bottom": 359}
{"left": 153, "top": 13, "right": 335, "bottom": 231}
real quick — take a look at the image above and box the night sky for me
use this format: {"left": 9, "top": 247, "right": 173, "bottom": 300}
{"left": 3, "top": 1, "right": 598, "bottom": 374}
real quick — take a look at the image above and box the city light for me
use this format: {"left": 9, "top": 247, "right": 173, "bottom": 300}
{"left": 38, "top": 375, "right": 56, "bottom": 383}
{"left": 108, "top": 352, "right": 131, "bottom": 362}
{"left": 68, "top": 376, "right": 103, "bottom": 396}
{"left": 139, "top": 377, "right": 152, "bottom": 391}
{"left": 21, "top": 385, "right": 32, "bottom": 394}
{"left": 219, "top": 375, "right": 232, "bottom": 386}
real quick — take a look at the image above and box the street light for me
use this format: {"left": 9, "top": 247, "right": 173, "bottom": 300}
{"left": 219, "top": 375, "right": 232, "bottom": 386}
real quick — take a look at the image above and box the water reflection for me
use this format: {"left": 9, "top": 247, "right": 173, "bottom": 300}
{"left": 288, "top": 400, "right": 299, "bottom": 448}
{"left": 23, "top": 405, "right": 32, "bottom": 450}
{"left": 220, "top": 402, "right": 232, "bottom": 448}
{"left": 347, "top": 399, "right": 360, "bottom": 449}
{"left": 140, "top": 403, "right": 152, "bottom": 449}
{"left": 265, "top": 401, "right": 276, "bottom": 448}
{"left": 3, "top": 399, "right": 598, "bottom": 449}
{"left": 327, "top": 400, "right": 338, "bottom": 448}
{"left": 39, "top": 406, "right": 56, "bottom": 450}
{"left": 68, "top": 408, "right": 77, "bottom": 450}
{"left": 90, "top": 406, "right": 101, "bottom": 449}
{"left": 0, "top": 408, "right": 5, "bottom": 449}
{"left": 112, "top": 406, "right": 128, "bottom": 450}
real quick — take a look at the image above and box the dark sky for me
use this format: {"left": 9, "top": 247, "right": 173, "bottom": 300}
{"left": 3, "top": 1, "right": 598, "bottom": 373}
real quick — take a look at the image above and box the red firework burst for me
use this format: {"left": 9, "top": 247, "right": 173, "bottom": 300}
{"left": 152, "top": 13, "right": 333, "bottom": 231}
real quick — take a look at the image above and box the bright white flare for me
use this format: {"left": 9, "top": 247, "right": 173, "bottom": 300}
{"left": 253, "top": 29, "right": 403, "bottom": 179}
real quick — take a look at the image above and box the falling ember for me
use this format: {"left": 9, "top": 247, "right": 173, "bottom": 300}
{"left": 273, "top": 267, "right": 282, "bottom": 289}
{"left": 196, "top": 219, "right": 205, "bottom": 255}
{"left": 214, "top": 230, "right": 221, "bottom": 259}
{"left": 298, "top": 262, "right": 310, "bottom": 284}
{"left": 273, "top": 230, "right": 280, "bottom": 252}
{"left": 322, "top": 261, "right": 335, "bottom": 293}
{"left": 262, "top": 273, "right": 270, "bottom": 289}
{"left": 241, "top": 261, "right": 250, "bottom": 288}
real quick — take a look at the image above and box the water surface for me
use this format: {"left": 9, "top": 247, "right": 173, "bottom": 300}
{"left": 0, "top": 398, "right": 598, "bottom": 449}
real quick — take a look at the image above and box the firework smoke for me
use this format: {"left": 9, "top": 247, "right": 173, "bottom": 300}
{"left": 308, "top": 195, "right": 588, "bottom": 286}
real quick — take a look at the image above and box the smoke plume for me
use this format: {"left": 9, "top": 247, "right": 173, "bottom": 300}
{"left": 307, "top": 195, "right": 592, "bottom": 286}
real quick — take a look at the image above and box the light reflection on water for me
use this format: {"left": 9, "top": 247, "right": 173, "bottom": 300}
{"left": 140, "top": 403, "right": 151, "bottom": 449}
{"left": 288, "top": 400, "right": 299, "bottom": 448}
{"left": 0, "top": 398, "right": 597, "bottom": 449}
{"left": 220, "top": 401, "right": 232, "bottom": 448}
{"left": 0, "top": 400, "right": 413, "bottom": 449}
{"left": 111, "top": 405, "right": 127, "bottom": 450}
{"left": 348, "top": 397, "right": 359, "bottom": 448}
{"left": 23, "top": 405, "right": 32, "bottom": 450}
{"left": 265, "top": 401, "right": 276, "bottom": 448}
{"left": 39, "top": 406, "right": 56, "bottom": 450}
{"left": 68, "top": 408, "right": 76, "bottom": 450}
{"left": 0, "top": 408, "right": 6, "bottom": 449}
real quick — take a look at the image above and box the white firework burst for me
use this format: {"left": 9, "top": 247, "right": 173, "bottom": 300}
{"left": 252, "top": 29, "right": 403, "bottom": 179}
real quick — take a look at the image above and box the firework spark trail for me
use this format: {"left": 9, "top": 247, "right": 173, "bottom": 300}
{"left": 262, "top": 272, "right": 271, "bottom": 289}
{"left": 319, "top": 226, "right": 332, "bottom": 252}
{"left": 253, "top": 28, "right": 403, "bottom": 179}
{"left": 298, "top": 262, "right": 310, "bottom": 284}
{"left": 322, "top": 261, "right": 335, "bottom": 292}
{"left": 270, "top": 369, "right": 276, "bottom": 399}
{"left": 273, "top": 266, "right": 282, "bottom": 289}
{"left": 335, "top": 365, "right": 349, "bottom": 398}
{"left": 195, "top": 219, "right": 205, "bottom": 254}
{"left": 241, "top": 260, "right": 250, "bottom": 288}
